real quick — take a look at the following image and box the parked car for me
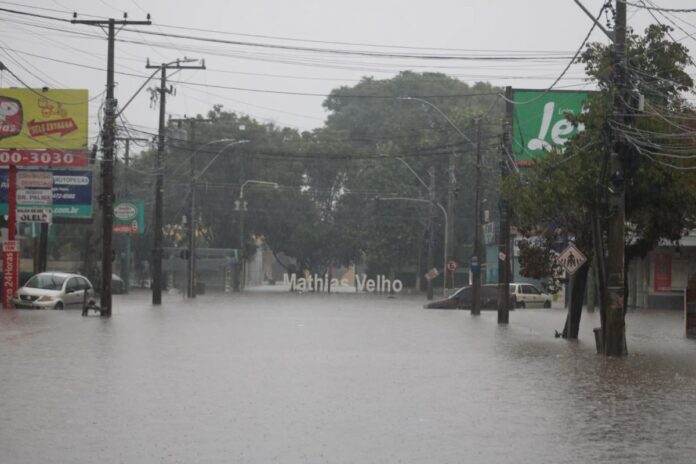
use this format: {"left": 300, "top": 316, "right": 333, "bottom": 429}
{"left": 510, "top": 283, "right": 552, "bottom": 308}
{"left": 12, "top": 272, "right": 95, "bottom": 310}
{"left": 425, "top": 284, "right": 515, "bottom": 310}
{"left": 112, "top": 274, "right": 125, "bottom": 294}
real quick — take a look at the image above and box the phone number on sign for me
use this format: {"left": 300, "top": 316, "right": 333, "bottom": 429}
{"left": 0, "top": 150, "right": 88, "bottom": 166}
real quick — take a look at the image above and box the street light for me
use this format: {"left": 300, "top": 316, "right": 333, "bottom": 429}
{"left": 187, "top": 139, "right": 249, "bottom": 298}
{"left": 398, "top": 96, "right": 484, "bottom": 314}
{"left": 235, "top": 180, "right": 279, "bottom": 291}
{"left": 377, "top": 196, "right": 448, "bottom": 298}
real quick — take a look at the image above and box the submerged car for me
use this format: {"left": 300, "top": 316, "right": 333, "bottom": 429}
{"left": 112, "top": 274, "right": 126, "bottom": 294}
{"left": 424, "top": 284, "right": 515, "bottom": 310}
{"left": 12, "top": 272, "right": 95, "bottom": 310}
{"left": 509, "top": 283, "right": 552, "bottom": 308}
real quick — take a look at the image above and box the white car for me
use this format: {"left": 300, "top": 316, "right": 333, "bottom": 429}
{"left": 12, "top": 272, "right": 95, "bottom": 310}
{"left": 510, "top": 283, "right": 552, "bottom": 308}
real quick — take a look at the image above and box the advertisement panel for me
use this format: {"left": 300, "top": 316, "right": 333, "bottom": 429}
{"left": 113, "top": 200, "right": 145, "bottom": 234}
{"left": 0, "top": 169, "right": 92, "bottom": 219}
{"left": 511, "top": 89, "right": 590, "bottom": 165}
{"left": 0, "top": 89, "right": 89, "bottom": 166}
{"left": 2, "top": 240, "right": 19, "bottom": 308}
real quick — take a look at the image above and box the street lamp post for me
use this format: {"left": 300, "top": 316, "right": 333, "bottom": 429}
{"left": 377, "top": 196, "right": 448, "bottom": 298}
{"left": 236, "top": 180, "right": 279, "bottom": 291}
{"left": 398, "top": 96, "right": 484, "bottom": 313}
{"left": 188, "top": 139, "right": 248, "bottom": 298}
{"left": 381, "top": 155, "right": 439, "bottom": 299}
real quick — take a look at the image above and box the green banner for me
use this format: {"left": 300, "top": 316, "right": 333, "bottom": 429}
{"left": 113, "top": 200, "right": 145, "bottom": 234}
{"left": 511, "top": 90, "right": 589, "bottom": 165}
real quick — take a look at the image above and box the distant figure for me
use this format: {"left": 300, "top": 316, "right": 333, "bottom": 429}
{"left": 566, "top": 251, "right": 577, "bottom": 269}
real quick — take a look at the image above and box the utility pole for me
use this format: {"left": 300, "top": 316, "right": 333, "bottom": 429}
{"left": 169, "top": 117, "right": 211, "bottom": 299}
{"left": 498, "top": 86, "right": 513, "bottom": 324}
{"left": 605, "top": 0, "right": 628, "bottom": 356}
{"left": 471, "top": 119, "right": 483, "bottom": 315}
{"left": 116, "top": 136, "right": 149, "bottom": 294}
{"left": 72, "top": 13, "right": 151, "bottom": 316}
{"left": 146, "top": 59, "right": 206, "bottom": 305}
{"left": 446, "top": 150, "right": 457, "bottom": 292}
{"left": 426, "top": 167, "right": 435, "bottom": 300}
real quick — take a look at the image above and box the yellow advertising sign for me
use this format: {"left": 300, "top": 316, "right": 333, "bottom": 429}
{"left": 0, "top": 89, "right": 88, "bottom": 150}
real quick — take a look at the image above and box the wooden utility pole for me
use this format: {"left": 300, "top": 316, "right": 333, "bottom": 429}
{"left": 497, "top": 86, "right": 513, "bottom": 324}
{"left": 146, "top": 59, "right": 206, "bottom": 305}
{"left": 72, "top": 14, "right": 151, "bottom": 316}
{"left": 604, "top": 0, "right": 628, "bottom": 356}
{"left": 472, "top": 118, "right": 483, "bottom": 315}
{"left": 446, "top": 151, "right": 457, "bottom": 291}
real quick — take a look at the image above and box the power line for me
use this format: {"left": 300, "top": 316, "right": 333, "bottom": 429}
{"left": 620, "top": 1, "right": 696, "bottom": 13}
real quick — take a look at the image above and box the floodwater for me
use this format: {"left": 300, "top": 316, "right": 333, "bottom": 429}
{"left": 1, "top": 289, "right": 694, "bottom": 463}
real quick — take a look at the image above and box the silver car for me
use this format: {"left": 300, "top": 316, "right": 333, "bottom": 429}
{"left": 12, "top": 272, "right": 95, "bottom": 310}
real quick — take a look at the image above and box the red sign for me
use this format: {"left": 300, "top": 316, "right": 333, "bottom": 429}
{"left": 0, "top": 150, "right": 88, "bottom": 167}
{"left": 654, "top": 253, "right": 672, "bottom": 292}
{"left": 2, "top": 249, "right": 19, "bottom": 308}
{"left": 0, "top": 96, "right": 22, "bottom": 140}
{"left": 113, "top": 223, "right": 138, "bottom": 234}
{"left": 27, "top": 118, "right": 78, "bottom": 138}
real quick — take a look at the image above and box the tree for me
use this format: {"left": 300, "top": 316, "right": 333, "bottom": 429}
{"left": 503, "top": 24, "right": 696, "bottom": 349}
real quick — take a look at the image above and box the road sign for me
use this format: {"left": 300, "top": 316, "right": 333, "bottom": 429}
{"left": 558, "top": 243, "right": 587, "bottom": 275}
{"left": 447, "top": 260, "right": 458, "bottom": 272}
{"left": 17, "top": 207, "right": 52, "bottom": 223}
{"left": 424, "top": 268, "right": 440, "bottom": 281}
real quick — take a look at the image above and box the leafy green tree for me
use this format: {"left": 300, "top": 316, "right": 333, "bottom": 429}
{"left": 503, "top": 24, "right": 696, "bottom": 345}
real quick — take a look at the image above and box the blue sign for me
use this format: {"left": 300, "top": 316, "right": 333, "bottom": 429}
{"left": 0, "top": 169, "right": 93, "bottom": 219}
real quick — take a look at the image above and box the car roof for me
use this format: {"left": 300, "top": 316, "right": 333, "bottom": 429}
{"left": 33, "top": 272, "right": 85, "bottom": 279}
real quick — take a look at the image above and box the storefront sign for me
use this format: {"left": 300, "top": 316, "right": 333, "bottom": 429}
{"left": 17, "top": 207, "right": 52, "bottom": 223}
{"left": 0, "top": 169, "right": 92, "bottom": 219}
{"left": 2, "top": 240, "right": 19, "bottom": 309}
{"left": 113, "top": 200, "right": 145, "bottom": 234}
{"left": 0, "top": 89, "right": 88, "bottom": 150}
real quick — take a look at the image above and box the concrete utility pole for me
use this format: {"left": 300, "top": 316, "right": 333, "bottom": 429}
{"left": 498, "top": 87, "right": 513, "bottom": 325}
{"left": 169, "top": 118, "right": 212, "bottom": 299}
{"left": 604, "top": 0, "right": 628, "bottom": 356}
{"left": 426, "top": 167, "right": 435, "bottom": 300}
{"left": 146, "top": 59, "right": 205, "bottom": 305}
{"left": 115, "top": 136, "right": 149, "bottom": 294}
{"left": 72, "top": 13, "right": 151, "bottom": 316}
{"left": 471, "top": 118, "right": 483, "bottom": 316}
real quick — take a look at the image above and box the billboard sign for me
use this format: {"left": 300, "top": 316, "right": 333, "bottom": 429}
{"left": 113, "top": 200, "right": 145, "bottom": 234}
{"left": 511, "top": 89, "right": 589, "bottom": 165}
{"left": 0, "top": 89, "right": 89, "bottom": 166}
{"left": 0, "top": 169, "right": 92, "bottom": 219}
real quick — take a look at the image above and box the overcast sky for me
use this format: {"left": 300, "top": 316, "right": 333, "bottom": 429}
{"left": 2, "top": 0, "right": 695, "bottom": 155}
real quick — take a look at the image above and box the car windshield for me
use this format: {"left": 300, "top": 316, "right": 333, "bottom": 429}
{"left": 25, "top": 274, "right": 67, "bottom": 290}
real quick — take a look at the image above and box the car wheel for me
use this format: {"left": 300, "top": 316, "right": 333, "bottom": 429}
{"left": 54, "top": 302, "right": 64, "bottom": 310}
{"left": 543, "top": 300, "right": 551, "bottom": 308}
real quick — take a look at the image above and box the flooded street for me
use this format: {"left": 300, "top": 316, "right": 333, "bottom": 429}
{"left": 1, "top": 290, "right": 695, "bottom": 463}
